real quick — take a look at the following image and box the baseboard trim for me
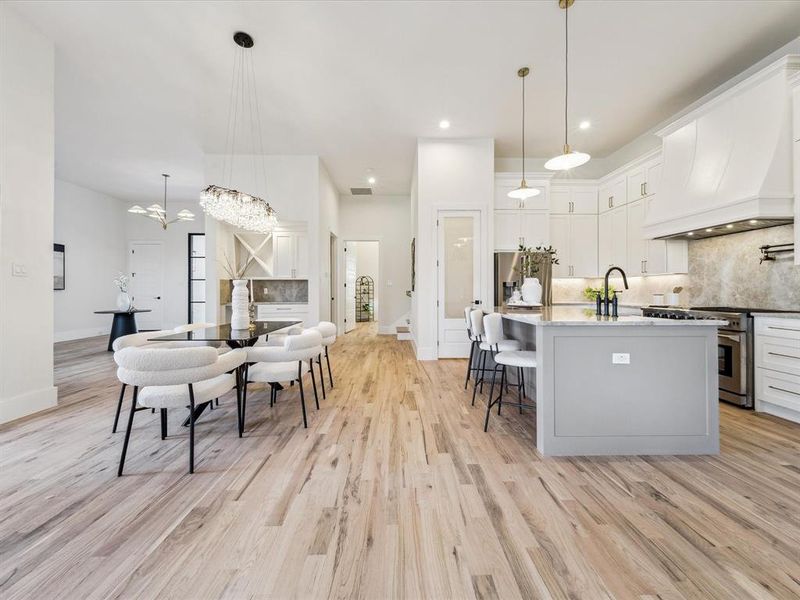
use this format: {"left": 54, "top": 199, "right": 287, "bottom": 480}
{"left": 0, "top": 386, "right": 58, "bottom": 425}
{"left": 54, "top": 327, "right": 109, "bottom": 342}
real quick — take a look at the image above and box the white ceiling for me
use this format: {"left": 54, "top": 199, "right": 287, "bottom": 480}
{"left": 11, "top": 0, "right": 800, "bottom": 200}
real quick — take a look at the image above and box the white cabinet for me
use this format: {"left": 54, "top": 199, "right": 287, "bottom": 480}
{"left": 272, "top": 231, "right": 308, "bottom": 279}
{"left": 550, "top": 215, "right": 597, "bottom": 278}
{"left": 793, "top": 84, "right": 800, "bottom": 142}
{"left": 599, "top": 176, "right": 627, "bottom": 213}
{"left": 494, "top": 209, "right": 549, "bottom": 250}
{"left": 598, "top": 204, "right": 627, "bottom": 271}
{"left": 494, "top": 177, "right": 547, "bottom": 210}
{"left": 754, "top": 316, "right": 800, "bottom": 423}
{"left": 256, "top": 303, "right": 310, "bottom": 327}
{"left": 550, "top": 215, "right": 570, "bottom": 277}
{"left": 551, "top": 184, "right": 597, "bottom": 214}
{"left": 626, "top": 196, "right": 688, "bottom": 276}
{"left": 626, "top": 159, "right": 662, "bottom": 203}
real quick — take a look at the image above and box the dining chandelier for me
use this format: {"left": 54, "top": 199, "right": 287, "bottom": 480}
{"left": 200, "top": 31, "right": 277, "bottom": 233}
{"left": 545, "top": 0, "right": 591, "bottom": 171}
{"left": 508, "top": 67, "right": 541, "bottom": 200}
{"left": 128, "top": 173, "right": 194, "bottom": 229}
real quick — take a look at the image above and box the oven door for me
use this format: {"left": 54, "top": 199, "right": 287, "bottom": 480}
{"left": 718, "top": 330, "right": 747, "bottom": 403}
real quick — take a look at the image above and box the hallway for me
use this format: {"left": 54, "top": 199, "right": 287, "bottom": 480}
{"left": 1, "top": 328, "right": 799, "bottom": 599}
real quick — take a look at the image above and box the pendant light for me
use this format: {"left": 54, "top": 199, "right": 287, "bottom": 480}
{"left": 128, "top": 173, "right": 194, "bottom": 229}
{"left": 545, "top": 0, "right": 591, "bottom": 171}
{"left": 200, "top": 31, "right": 277, "bottom": 234}
{"left": 508, "top": 67, "right": 541, "bottom": 200}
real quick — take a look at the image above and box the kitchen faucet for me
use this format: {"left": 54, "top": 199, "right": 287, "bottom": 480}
{"left": 598, "top": 266, "right": 629, "bottom": 317}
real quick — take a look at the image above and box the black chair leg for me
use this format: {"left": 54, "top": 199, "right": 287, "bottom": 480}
{"left": 325, "top": 346, "right": 334, "bottom": 388}
{"left": 113, "top": 383, "right": 127, "bottom": 433}
{"left": 317, "top": 355, "right": 326, "bottom": 400}
{"left": 117, "top": 386, "right": 138, "bottom": 476}
{"left": 484, "top": 364, "right": 500, "bottom": 432}
{"left": 479, "top": 351, "right": 488, "bottom": 393}
{"left": 298, "top": 362, "right": 308, "bottom": 428}
{"left": 236, "top": 367, "right": 243, "bottom": 437}
{"left": 309, "top": 360, "right": 320, "bottom": 410}
{"left": 465, "top": 341, "right": 475, "bottom": 389}
{"left": 188, "top": 385, "right": 196, "bottom": 474}
{"left": 160, "top": 408, "right": 168, "bottom": 439}
{"left": 471, "top": 350, "right": 484, "bottom": 406}
{"left": 518, "top": 367, "right": 523, "bottom": 414}
{"left": 498, "top": 367, "right": 506, "bottom": 415}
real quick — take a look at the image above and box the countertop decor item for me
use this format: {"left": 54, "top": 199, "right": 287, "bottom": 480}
{"left": 113, "top": 272, "right": 132, "bottom": 312}
{"left": 517, "top": 244, "right": 558, "bottom": 305}
{"left": 507, "top": 67, "right": 541, "bottom": 201}
{"left": 230, "top": 279, "right": 250, "bottom": 330}
{"left": 545, "top": 0, "right": 591, "bottom": 171}
{"left": 200, "top": 31, "right": 277, "bottom": 234}
{"left": 128, "top": 173, "right": 194, "bottom": 229}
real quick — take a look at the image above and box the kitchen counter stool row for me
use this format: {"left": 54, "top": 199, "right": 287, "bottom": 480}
{"left": 113, "top": 320, "right": 337, "bottom": 475}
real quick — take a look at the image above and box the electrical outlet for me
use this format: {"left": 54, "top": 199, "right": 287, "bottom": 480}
{"left": 612, "top": 353, "right": 630, "bottom": 365}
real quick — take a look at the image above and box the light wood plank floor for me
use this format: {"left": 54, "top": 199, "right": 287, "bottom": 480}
{"left": 1, "top": 324, "right": 799, "bottom": 599}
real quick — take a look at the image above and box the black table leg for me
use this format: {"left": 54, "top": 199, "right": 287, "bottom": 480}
{"left": 107, "top": 312, "right": 138, "bottom": 351}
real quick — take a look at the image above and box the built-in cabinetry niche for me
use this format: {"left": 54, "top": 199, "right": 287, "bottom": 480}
{"left": 231, "top": 224, "right": 309, "bottom": 280}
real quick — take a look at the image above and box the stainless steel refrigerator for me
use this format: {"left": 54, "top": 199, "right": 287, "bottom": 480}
{"left": 494, "top": 251, "right": 522, "bottom": 306}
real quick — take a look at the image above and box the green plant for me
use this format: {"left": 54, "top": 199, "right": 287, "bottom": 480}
{"left": 583, "top": 285, "right": 614, "bottom": 301}
{"left": 515, "top": 244, "right": 559, "bottom": 278}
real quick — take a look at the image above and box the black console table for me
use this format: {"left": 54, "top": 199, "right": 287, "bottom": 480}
{"left": 94, "top": 309, "right": 152, "bottom": 351}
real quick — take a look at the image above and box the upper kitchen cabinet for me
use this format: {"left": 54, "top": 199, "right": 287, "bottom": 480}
{"left": 551, "top": 213, "right": 598, "bottom": 278}
{"left": 495, "top": 210, "right": 549, "bottom": 250}
{"left": 598, "top": 175, "right": 627, "bottom": 213}
{"left": 494, "top": 176, "right": 548, "bottom": 211}
{"left": 273, "top": 230, "right": 309, "bottom": 279}
{"left": 627, "top": 197, "right": 688, "bottom": 275}
{"left": 550, "top": 183, "right": 598, "bottom": 214}
{"left": 626, "top": 159, "right": 662, "bottom": 202}
{"left": 598, "top": 204, "right": 628, "bottom": 271}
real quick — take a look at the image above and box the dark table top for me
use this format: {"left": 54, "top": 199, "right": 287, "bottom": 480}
{"left": 94, "top": 309, "right": 152, "bottom": 315}
{"left": 147, "top": 321, "right": 301, "bottom": 343}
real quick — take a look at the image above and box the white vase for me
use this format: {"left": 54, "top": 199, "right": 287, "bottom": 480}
{"left": 116, "top": 292, "right": 131, "bottom": 312}
{"left": 520, "top": 277, "right": 542, "bottom": 304}
{"left": 231, "top": 279, "right": 250, "bottom": 330}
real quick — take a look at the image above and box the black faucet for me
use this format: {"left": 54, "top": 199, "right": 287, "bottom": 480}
{"left": 598, "top": 266, "right": 629, "bottom": 316}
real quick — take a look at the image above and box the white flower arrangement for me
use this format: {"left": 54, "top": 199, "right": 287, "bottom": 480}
{"left": 113, "top": 273, "right": 129, "bottom": 293}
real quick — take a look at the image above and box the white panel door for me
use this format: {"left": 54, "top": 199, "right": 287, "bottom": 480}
{"left": 344, "top": 242, "right": 357, "bottom": 333}
{"left": 570, "top": 214, "right": 598, "bottom": 278}
{"left": 494, "top": 210, "right": 520, "bottom": 251}
{"left": 549, "top": 215, "right": 570, "bottom": 278}
{"left": 129, "top": 242, "right": 164, "bottom": 330}
{"left": 520, "top": 211, "right": 549, "bottom": 248}
{"left": 273, "top": 233, "right": 294, "bottom": 278}
{"left": 438, "top": 210, "right": 481, "bottom": 358}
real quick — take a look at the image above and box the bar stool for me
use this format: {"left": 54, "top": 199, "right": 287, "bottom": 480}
{"left": 464, "top": 306, "right": 480, "bottom": 389}
{"left": 469, "top": 309, "right": 521, "bottom": 407}
{"left": 481, "top": 313, "right": 537, "bottom": 432}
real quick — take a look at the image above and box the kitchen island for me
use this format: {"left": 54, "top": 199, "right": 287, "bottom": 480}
{"left": 498, "top": 305, "right": 725, "bottom": 456}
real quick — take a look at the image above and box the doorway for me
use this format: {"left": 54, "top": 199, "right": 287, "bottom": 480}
{"left": 437, "top": 210, "right": 481, "bottom": 358}
{"left": 128, "top": 241, "right": 164, "bottom": 330}
{"left": 343, "top": 240, "right": 379, "bottom": 333}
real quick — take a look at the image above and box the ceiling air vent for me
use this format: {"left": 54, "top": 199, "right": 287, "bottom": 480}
{"left": 350, "top": 187, "right": 373, "bottom": 196}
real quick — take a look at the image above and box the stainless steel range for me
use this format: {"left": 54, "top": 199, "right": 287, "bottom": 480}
{"left": 642, "top": 306, "right": 753, "bottom": 408}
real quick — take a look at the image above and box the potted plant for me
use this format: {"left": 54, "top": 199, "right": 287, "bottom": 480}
{"left": 516, "top": 244, "right": 559, "bottom": 304}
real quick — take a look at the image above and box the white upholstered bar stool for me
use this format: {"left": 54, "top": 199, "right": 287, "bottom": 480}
{"left": 481, "top": 313, "right": 537, "bottom": 432}
{"left": 244, "top": 329, "right": 323, "bottom": 430}
{"left": 311, "top": 321, "right": 337, "bottom": 390}
{"left": 469, "top": 309, "right": 521, "bottom": 406}
{"left": 464, "top": 306, "right": 480, "bottom": 390}
{"left": 115, "top": 346, "right": 246, "bottom": 474}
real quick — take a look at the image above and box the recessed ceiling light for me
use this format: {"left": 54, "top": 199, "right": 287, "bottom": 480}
{"left": 705, "top": 228, "right": 713, "bottom": 232}
{"left": 439, "top": 119, "right": 450, "bottom": 129}
{"left": 687, "top": 232, "right": 694, "bottom": 236}
{"left": 579, "top": 120, "right": 591, "bottom": 130}
{"left": 367, "top": 176, "right": 376, "bottom": 185}
{"left": 749, "top": 219, "right": 758, "bottom": 224}
{"left": 726, "top": 224, "right": 734, "bottom": 229}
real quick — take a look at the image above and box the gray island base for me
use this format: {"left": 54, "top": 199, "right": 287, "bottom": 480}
{"left": 499, "top": 306, "right": 724, "bottom": 457}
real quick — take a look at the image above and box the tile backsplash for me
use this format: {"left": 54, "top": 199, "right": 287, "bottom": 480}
{"left": 553, "top": 224, "right": 798, "bottom": 310}
{"left": 219, "top": 279, "right": 309, "bottom": 304}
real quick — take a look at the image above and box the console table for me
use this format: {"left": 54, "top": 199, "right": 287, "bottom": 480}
{"left": 94, "top": 309, "right": 152, "bottom": 351}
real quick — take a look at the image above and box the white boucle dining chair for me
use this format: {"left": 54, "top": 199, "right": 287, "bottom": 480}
{"left": 114, "top": 345, "right": 246, "bottom": 475}
{"left": 243, "top": 329, "right": 323, "bottom": 430}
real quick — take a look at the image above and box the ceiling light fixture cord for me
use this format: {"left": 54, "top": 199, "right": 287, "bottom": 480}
{"left": 521, "top": 71, "right": 526, "bottom": 175}
{"left": 222, "top": 48, "right": 238, "bottom": 188}
{"left": 249, "top": 49, "right": 269, "bottom": 198}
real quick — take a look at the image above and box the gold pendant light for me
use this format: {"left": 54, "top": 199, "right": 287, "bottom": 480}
{"left": 545, "top": 0, "right": 590, "bottom": 171}
{"left": 508, "top": 67, "right": 541, "bottom": 200}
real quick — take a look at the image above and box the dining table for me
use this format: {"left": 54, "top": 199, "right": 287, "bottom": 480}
{"left": 147, "top": 321, "right": 302, "bottom": 425}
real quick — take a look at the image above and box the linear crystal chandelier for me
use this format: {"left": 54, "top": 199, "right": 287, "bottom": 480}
{"left": 200, "top": 31, "right": 277, "bottom": 233}
{"left": 128, "top": 173, "right": 194, "bottom": 229}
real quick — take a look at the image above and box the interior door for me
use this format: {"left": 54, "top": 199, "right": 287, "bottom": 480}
{"left": 437, "top": 210, "right": 481, "bottom": 358}
{"left": 344, "top": 242, "right": 357, "bottom": 333}
{"left": 129, "top": 242, "right": 164, "bottom": 330}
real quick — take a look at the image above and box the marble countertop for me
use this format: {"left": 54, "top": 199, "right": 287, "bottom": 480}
{"left": 498, "top": 305, "right": 727, "bottom": 327}
{"left": 751, "top": 312, "right": 800, "bottom": 319}
{"left": 224, "top": 301, "right": 309, "bottom": 306}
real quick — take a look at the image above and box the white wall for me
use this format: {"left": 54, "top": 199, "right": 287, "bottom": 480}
{"left": 318, "top": 162, "right": 339, "bottom": 322}
{"left": 413, "top": 138, "right": 494, "bottom": 360}
{"left": 124, "top": 198, "right": 203, "bottom": 330}
{"left": 0, "top": 5, "right": 57, "bottom": 423}
{"left": 339, "top": 195, "right": 411, "bottom": 334}
{"left": 54, "top": 179, "right": 127, "bottom": 341}
{"left": 204, "top": 154, "right": 323, "bottom": 325}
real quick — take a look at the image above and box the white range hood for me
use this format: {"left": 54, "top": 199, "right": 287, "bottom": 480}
{"left": 644, "top": 56, "right": 799, "bottom": 240}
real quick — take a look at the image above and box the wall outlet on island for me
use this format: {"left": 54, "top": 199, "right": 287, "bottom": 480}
{"left": 612, "top": 353, "right": 631, "bottom": 365}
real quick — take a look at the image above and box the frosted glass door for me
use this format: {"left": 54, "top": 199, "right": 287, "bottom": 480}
{"left": 437, "top": 211, "right": 481, "bottom": 358}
